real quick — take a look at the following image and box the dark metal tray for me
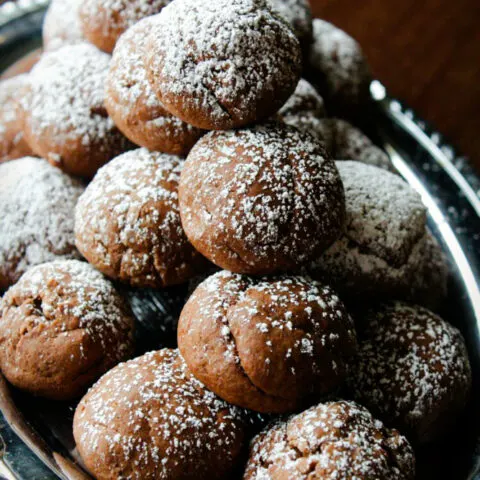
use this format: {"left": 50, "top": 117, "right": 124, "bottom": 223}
{"left": 0, "top": 2, "right": 479, "bottom": 479}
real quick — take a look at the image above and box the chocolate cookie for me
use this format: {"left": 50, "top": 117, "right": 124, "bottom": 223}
{"left": 270, "top": 0, "right": 313, "bottom": 55}
{"left": 22, "top": 43, "right": 132, "bottom": 178}
{"left": 42, "top": 0, "right": 85, "bottom": 52}
{"left": 306, "top": 19, "right": 372, "bottom": 122}
{"left": 0, "top": 157, "right": 84, "bottom": 290}
{"left": 347, "top": 302, "right": 472, "bottom": 444}
{"left": 179, "top": 124, "right": 345, "bottom": 274}
{"left": 0, "top": 260, "right": 135, "bottom": 400}
{"left": 316, "top": 118, "right": 391, "bottom": 170}
{"left": 308, "top": 161, "right": 440, "bottom": 303}
{"left": 145, "top": 0, "right": 302, "bottom": 130}
{"left": 0, "top": 75, "right": 34, "bottom": 163}
{"left": 79, "top": 0, "right": 172, "bottom": 53}
{"left": 75, "top": 148, "right": 209, "bottom": 288}
{"left": 106, "top": 17, "right": 204, "bottom": 155}
{"left": 277, "top": 78, "right": 326, "bottom": 132}
{"left": 74, "top": 349, "right": 247, "bottom": 480}
{"left": 178, "top": 271, "right": 357, "bottom": 413}
{"left": 244, "top": 400, "right": 415, "bottom": 479}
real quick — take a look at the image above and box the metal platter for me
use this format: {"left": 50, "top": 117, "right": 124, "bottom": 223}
{"left": 0, "top": 1, "right": 479, "bottom": 479}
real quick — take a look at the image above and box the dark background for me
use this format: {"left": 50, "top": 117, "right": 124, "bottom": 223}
{"left": 311, "top": 0, "right": 480, "bottom": 171}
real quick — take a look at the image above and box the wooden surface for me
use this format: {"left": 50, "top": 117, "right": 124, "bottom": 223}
{"left": 311, "top": 0, "right": 480, "bottom": 170}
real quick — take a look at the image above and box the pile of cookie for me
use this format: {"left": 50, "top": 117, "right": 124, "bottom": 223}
{"left": 0, "top": 0, "right": 472, "bottom": 478}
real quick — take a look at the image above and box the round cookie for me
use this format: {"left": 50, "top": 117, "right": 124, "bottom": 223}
{"left": 79, "top": 0, "right": 172, "bottom": 54}
{"left": 270, "top": 0, "right": 313, "bottom": 55}
{"left": 106, "top": 17, "right": 204, "bottom": 155}
{"left": 145, "top": 0, "right": 302, "bottom": 130}
{"left": 75, "top": 148, "right": 209, "bottom": 288}
{"left": 74, "top": 349, "right": 247, "bottom": 480}
{"left": 347, "top": 302, "right": 472, "bottom": 444}
{"left": 178, "top": 271, "right": 357, "bottom": 413}
{"left": 0, "top": 260, "right": 135, "bottom": 400}
{"left": 179, "top": 124, "right": 345, "bottom": 274}
{"left": 0, "top": 157, "right": 84, "bottom": 291}
{"left": 22, "top": 43, "right": 132, "bottom": 178}
{"left": 244, "top": 400, "right": 415, "bottom": 479}
{"left": 306, "top": 19, "right": 372, "bottom": 122}
{"left": 308, "top": 161, "right": 434, "bottom": 301}
{"left": 0, "top": 75, "right": 34, "bottom": 163}
{"left": 42, "top": 0, "right": 85, "bottom": 52}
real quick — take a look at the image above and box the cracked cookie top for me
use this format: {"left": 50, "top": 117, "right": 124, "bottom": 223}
{"left": 73, "top": 348, "right": 247, "bottom": 480}
{"left": 145, "top": 0, "right": 302, "bottom": 130}
{"left": 75, "top": 148, "right": 209, "bottom": 288}
{"left": 179, "top": 123, "right": 345, "bottom": 275}
{"left": 0, "top": 260, "right": 134, "bottom": 400}
{"left": 79, "top": 0, "right": 172, "bottom": 53}
{"left": 308, "top": 161, "right": 430, "bottom": 300}
{"left": 21, "top": 43, "right": 132, "bottom": 178}
{"left": 347, "top": 302, "right": 472, "bottom": 444}
{"left": 0, "top": 157, "right": 84, "bottom": 290}
{"left": 106, "top": 17, "right": 204, "bottom": 155}
{"left": 244, "top": 400, "right": 415, "bottom": 479}
{"left": 178, "top": 271, "right": 357, "bottom": 413}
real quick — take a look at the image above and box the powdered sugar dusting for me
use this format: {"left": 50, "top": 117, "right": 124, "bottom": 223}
{"left": 268, "top": 0, "right": 312, "bottom": 47}
{"left": 106, "top": 16, "right": 203, "bottom": 153}
{"left": 308, "top": 19, "right": 370, "bottom": 103}
{"left": 347, "top": 302, "right": 472, "bottom": 442}
{"left": 75, "top": 148, "right": 206, "bottom": 287}
{"left": 0, "top": 75, "right": 31, "bottom": 162}
{"left": 0, "top": 259, "right": 134, "bottom": 359}
{"left": 182, "top": 271, "right": 356, "bottom": 403}
{"left": 309, "top": 161, "right": 430, "bottom": 297}
{"left": 42, "top": 0, "right": 85, "bottom": 52}
{"left": 244, "top": 400, "right": 415, "bottom": 479}
{"left": 74, "top": 349, "right": 246, "bottom": 479}
{"left": 145, "top": 0, "right": 302, "bottom": 129}
{"left": 80, "top": 0, "right": 171, "bottom": 40}
{"left": 0, "top": 157, "right": 84, "bottom": 288}
{"left": 180, "top": 123, "right": 345, "bottom": 273}
{"left": 278, "top": 78, "right": 326, "bottom": 121}
{"left": 22, "top": 43, "right": 129, "bottom": 172}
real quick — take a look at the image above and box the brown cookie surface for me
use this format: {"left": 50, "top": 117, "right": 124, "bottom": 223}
{"left": 178, "top": 271, "right": 357, "bottom": 413}
{"left": 0, "top": 75, "right": 34, "bottom": 163}
{"left": 145, "top": 0, "right": 302, "bottom": 130}
{"left": 347, "top": 302, "right": 472, "bottom": 444}
{"left": 79, "top": 0, "right": 172, "bottom": 53}
{"left": 244, "top": 400, "right": 415, "bottom": 479}
{"left": 74, "top": 348, "right": 248, "bottom": 480}
{"left": 270, "top": 0, "right": 313, "bottom": 55}
{"left": 0, "top": 260, "right": 135, "bottom": 400}
{"left": 22, "top": 43, "right": 132, "bottom": 178}
{"left": 306, "top": 19, "right": 372, "bottom": 123}
{"left": 0, "top": 157, "right": 84, "bottom": 290}
{"left": 106, "top": 17, "right": 204, "bottom": 154}
{"left": 75, "top": 148, "right": 209, "bottom": 288}
{"left": 179, "top": 123, "right": 345, "bottom": 274}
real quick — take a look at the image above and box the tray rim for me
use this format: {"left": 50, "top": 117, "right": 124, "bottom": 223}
{"left": 0, "top": 1, "right": 479, "bottom": 479}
